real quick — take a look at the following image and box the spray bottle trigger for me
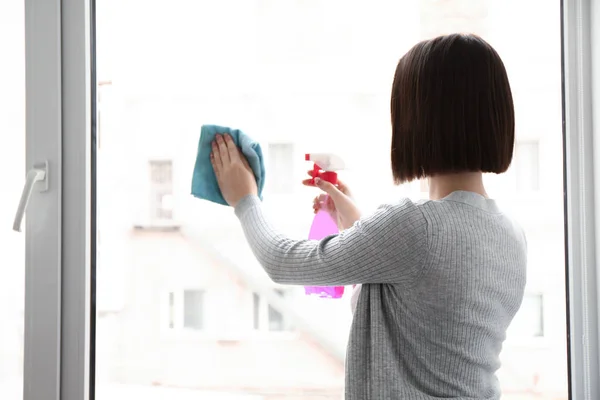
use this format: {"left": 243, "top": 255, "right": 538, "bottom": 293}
{"left": 311, "top": 163, "right": 320, "bottom": 185}
{"left": 320, "top": 171, "right": 338, "bottom": 185}
{"left": 310, "top": 163, "right": 338, "bottom": 185}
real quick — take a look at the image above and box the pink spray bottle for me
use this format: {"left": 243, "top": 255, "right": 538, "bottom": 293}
{"left": 304, "top": 153, "right": 346, "bottom": 299}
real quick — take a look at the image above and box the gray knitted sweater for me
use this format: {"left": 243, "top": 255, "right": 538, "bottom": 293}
{"left": 235, "top": 190, "right": 527, "bottom": 399}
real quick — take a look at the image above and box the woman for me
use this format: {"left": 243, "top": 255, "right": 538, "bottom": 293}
{"left": 210, "top": 33, "right": 527, "bottom": 400}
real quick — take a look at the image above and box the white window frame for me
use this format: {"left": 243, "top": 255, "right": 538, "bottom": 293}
{"left": 563, "top": 1, "right": 600, "bottom": 398}
{"left": 23, "top": 0, "right": 600, "bottom": 399}
{"left": 21, "top": 0, "right": 91, "bottom": 399}
{"left": 59, "top": 0, "right": 92, "bottom": 399}
{"left": 22, "top": 1, "right": 63, "bottom": 399}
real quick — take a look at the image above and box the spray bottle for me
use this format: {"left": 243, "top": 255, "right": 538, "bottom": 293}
{"left": 304, "top": 153, "right": 346, "bottom": 299}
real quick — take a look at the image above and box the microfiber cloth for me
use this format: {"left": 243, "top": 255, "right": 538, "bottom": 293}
{"left": 191, "top": 124, "right": 265, "bottom": 206}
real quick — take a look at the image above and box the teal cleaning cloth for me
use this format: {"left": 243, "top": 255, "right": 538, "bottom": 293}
{"left": 191, "top": 124, "right": 265, "bottom": 206}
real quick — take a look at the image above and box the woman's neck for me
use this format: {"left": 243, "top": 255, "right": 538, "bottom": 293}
{"left": 427, "top": 172, "right": 487, "bottom": 200}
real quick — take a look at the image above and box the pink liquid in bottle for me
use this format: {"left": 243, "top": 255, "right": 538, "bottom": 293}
{"left": 304, "top": 198, "right": 345, "bottom": 299}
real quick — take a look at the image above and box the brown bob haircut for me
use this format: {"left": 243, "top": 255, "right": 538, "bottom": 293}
{"left": 390, "top": 33, "right": 515, "bottom": 184}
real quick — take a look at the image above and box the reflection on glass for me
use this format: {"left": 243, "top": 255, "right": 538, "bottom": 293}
{"left": 96, "top": 0, "right": 567, "bottom": 399}
{"left": 0, "top": 1, "right": 25, "bottom": 399}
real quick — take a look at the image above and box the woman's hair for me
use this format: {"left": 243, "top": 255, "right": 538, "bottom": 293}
{"left": 390, "top": 33, "right": 515, "bottom": 184}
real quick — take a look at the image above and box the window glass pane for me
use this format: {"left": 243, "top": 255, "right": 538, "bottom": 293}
{"left": 168, "top": 292, "right": 175, "bottom": 329}
{"left": 267, "top": 305, "right": 285, "bottom": 332}
{"left": 183, "top": 290, "right": 204, "bottom": 330}
{"left": 252, "top": 293, "right": 260, "bottom": 330}
{"left": 0, "top": 1, "right": 25, "bottom": 399}
{"left": 96, "top": 0, "right": 567, "bottom": 399}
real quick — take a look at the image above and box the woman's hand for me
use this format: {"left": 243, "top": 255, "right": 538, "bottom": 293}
{"left": 303, "top": 172, "right": 361, "bottom": 230}
{"left": 211, "top": 133, "right": 258, "bottom": 207}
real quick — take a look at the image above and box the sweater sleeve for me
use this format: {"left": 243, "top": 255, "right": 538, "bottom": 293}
{"left": 234, "top": 195, "right": 429, "bottom": 286}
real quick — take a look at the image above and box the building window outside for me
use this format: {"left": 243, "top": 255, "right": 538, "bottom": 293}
{"left": 267, "top": 305, "right": 285, "bottom": 331}
{"left": 183, "top": 290, "right": 205, "bottom": 330}
{"left": 252, "top": 292, "right": 261, "bottom": 330}
{"left": 509, "top": 293, "right": 544, "bottom": 338}
{"left": 514, "top": 141, "right": 540, "bottom": 192}
{"left": 149, "top": 160, "right": 174, "bottom": 220}
{"left": 253, "top": 289, "right": 292, "bottom": 332}
{"left": 268, "top": 143, "right": 295, "bottom": 194}
{"left": 168, "top": 292, "right": 175, "bottom": 329}
{"left": 166, "top": 289, "right": 205, "bottom": 331}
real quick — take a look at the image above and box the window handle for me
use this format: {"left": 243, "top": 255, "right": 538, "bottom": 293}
{"left": 13, "top": 160, "right": 49, "bottom": 232}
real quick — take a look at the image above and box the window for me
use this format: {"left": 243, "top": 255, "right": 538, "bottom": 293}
{"left": 168, "top": 292, "right": 175, "bottom": 329}
{"left": 252, "top": 292, "right": 260, "bottom": 330}
{"left": 23, "top": 0, "right": 600, "bottom": 398}
{"left": 514, "top": 141, "right": 541, "bottom": 192}
{"left": 165, "top": 290, "right": 205, "bottom": 331}
{"left": 267, "top": 143, "right": 294, "bottom": 194}
{"left": 94, "top": 1, "right": 570, "bottom": 399}
{"left": 149, "top": 160, "right": 174, "bottom": 221}
{"left": 267, "top": 305, "right": 285, "bottom": 331}
{"left": 509, "top": 293, "right": 545, "bottom": 338}
{"left": 183, "top": 290, "right": 205, "bottom": 330}
{"left": 252, "top": 290, "right": 292, "bottom": 332}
